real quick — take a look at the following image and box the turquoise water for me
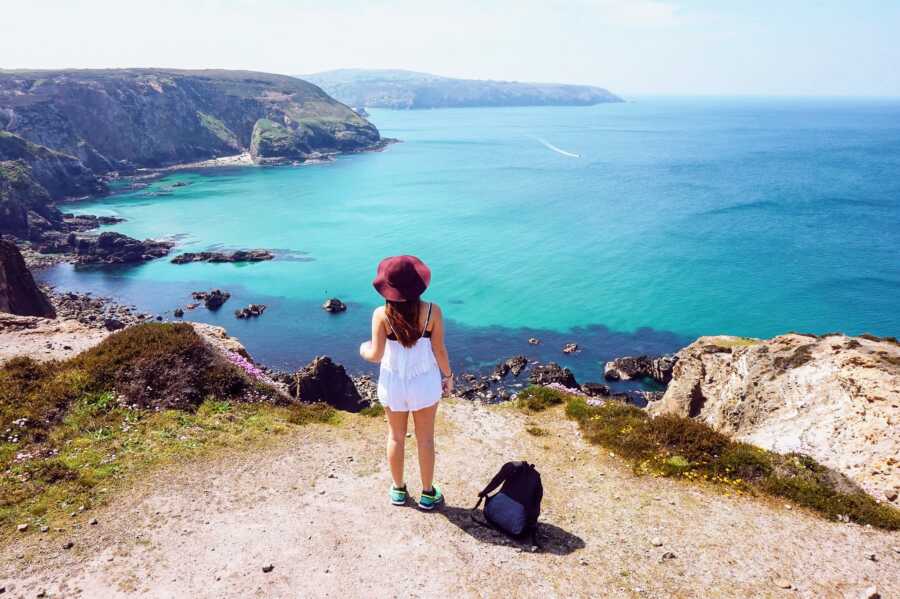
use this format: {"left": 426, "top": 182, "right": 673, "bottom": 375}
{"left": 41, "top": 97, "right": 900, "bottom": 380}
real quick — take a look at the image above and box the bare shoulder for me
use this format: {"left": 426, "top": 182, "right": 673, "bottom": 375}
{"left": 428, "top": 301, "right": 444, "bottom": 320}
{"left": 372, "top": 305, "right": 386, "bottom": 321}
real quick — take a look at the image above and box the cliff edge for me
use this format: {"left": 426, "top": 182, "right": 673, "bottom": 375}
{"left": 650, "top": 333, "right": 900, "bottom": 502}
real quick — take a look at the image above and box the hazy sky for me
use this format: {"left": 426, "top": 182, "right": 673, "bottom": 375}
{"left": 2, "top": 0, "right": 899, "bottom": 96}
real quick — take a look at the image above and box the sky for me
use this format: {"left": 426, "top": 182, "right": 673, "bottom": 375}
{"left": 2, "top": 0, "right": 899, "bottom": 96}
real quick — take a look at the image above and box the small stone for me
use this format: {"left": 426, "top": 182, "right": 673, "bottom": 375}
{"left": 528, "top": 337, "right": 541, "bottom": 345}
{"left": 262, "top": 564, "right": 274, "bottom": 573}
{"left": 886, "top": 490, "right": 898, "bottom": 502}
{"left": 62, "top": 540, "right": 74, "bottom": 550}
{"left": 860, "top": 586, "right": 880, "bottom": 599}
{"left": 40, "top": 526, "right": 49, "bottom": 533}
{"left": 16, "top": 523, "right": 28, "bottom": 532}
{"left": 579, "top": 558, "right": 589, "bottom": 566}
{"left": 865, "top": 552, "right": 877, "bottom": 561}
{"left": 661, "top": 551, "right": 677, "bottom": 560}
{"left": 774, "top": 579, "right": 792, "bottom": 590}
{"left": 89, "top": 518, "right": 98, "bottom": 526}
{"left": 650, "top": 537, "right": 663, "bottom": 547}
{"left": 562, "top": 342, "right": 579, "bottom": 354}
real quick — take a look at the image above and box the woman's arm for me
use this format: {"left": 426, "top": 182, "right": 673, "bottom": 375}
{"left": 428, "top": 304, "right": 453, "bottom": 393}
{"left": 360, "top": 307, "right": 387, "bottom": 363}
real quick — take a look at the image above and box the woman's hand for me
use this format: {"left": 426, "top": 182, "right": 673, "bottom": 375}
{"left": 442, "top": 374, "right": 454, "bottom": 396}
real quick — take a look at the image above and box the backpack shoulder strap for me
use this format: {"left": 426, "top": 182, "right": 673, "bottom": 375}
{"left": 478, "top": 462, "right": 516, "bottom": 498}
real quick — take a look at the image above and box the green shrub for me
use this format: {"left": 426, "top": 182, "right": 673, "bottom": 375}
{"left": 517, "top": 386, "right": 568, "bottom": 412}
{"left": 359, "top": 403, "right": 385, "bottom": 418}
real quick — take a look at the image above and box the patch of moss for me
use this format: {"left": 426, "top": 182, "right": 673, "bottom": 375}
{"left": 526, "top": 386, "right": 900, "bottom": 530}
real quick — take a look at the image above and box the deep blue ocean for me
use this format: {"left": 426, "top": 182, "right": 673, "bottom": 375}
{"left": 40, "top": 97, "right": 900, "bottom": 383}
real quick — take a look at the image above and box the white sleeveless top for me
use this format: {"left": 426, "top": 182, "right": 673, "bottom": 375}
{"left": 380, "top": 302, "right": 439, "bottom": 380}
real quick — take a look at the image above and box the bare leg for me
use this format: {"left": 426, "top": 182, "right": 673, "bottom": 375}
{"left": 411, "top": 402, "right": 439, "bottom": 492}
{"left": 385, "top": 407, "right": 409, "bottom": 488}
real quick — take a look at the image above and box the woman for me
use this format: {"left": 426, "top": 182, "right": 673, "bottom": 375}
{"left": 359, "top": 255, "right": 453, "bottom": 509}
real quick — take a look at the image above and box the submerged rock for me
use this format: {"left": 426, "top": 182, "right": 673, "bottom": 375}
{"left": 604, "top": 354, "right": 677, "bottom": 385}
{"left": 287, "top": 356, "right": 365, "bottom": 412}
{"left": 171, "top": 249, "right": 273, "bottom": 264}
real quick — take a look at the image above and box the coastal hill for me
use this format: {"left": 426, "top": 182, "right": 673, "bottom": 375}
{"left": 302, "top": 69, "right": 623, "bottom": 109}
{"left": 0, "top": 69, "right": 383, "bottom": 171}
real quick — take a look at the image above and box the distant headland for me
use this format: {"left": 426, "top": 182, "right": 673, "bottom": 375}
{"left": 302, "top": 68, "right": 623, "bottom": 110}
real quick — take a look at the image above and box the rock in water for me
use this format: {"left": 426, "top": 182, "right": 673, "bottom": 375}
{"left": 0, "top": 240, "right": 56, "bottom": 317}
{"left": 650, "top": 333, "right": 900, "bottom": 500}
{"left": 234, "top": 304, "right": 267, "bottom": 319}
{"left": 171, "top": 250, "right": 273, "bottom": 264}
{"left": 603, "top": 354, "right": 677, "bottom": 384}
{"left": 322, "top": 298, "right": 347, "bottom": 313}
{"left": 287, "top": 356, "right": 365, "bottom": 412}
{"left": 192, "top": 289, "right": 231, "bottom": 310}
{"left": 529, "top": 363, "right": 578, "bottom": 389}
{"left": 562, "top": 343, "right": 579, "bottom": 354}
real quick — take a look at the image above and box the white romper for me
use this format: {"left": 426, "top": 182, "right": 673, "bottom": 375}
{"left": 377, "top": 303, "right": 442, "bottom": 412}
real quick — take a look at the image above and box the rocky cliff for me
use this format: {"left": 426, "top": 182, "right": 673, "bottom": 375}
{"left": 303, "top": 69, "right": 623, "bottom": 109}
{"left": 0, "top": 239, "right": 55, "bottom": 317}
{"left": 0, "top": 159, "right": 64, "bottom": 239}
{"left": 650, "top": 333, "right": 900, "bottom": 502}
{"left": 0, "top": 69, "right": 383, "bottom": 169}
{"left": 0, "top": 131, "right": 106, "bottom": 199}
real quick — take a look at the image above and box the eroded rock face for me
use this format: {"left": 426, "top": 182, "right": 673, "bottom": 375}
{"left": 0, "top": 239, "right": 55, "bottom": 317}
{"left": 287, "top": 356, "right": 365, "bottom": 412}
{"left": 0, "top": 131, "right": 106, "bottom": 199}
{"left": 604, "top": 354, "right": 677, "bottom": 384}
{"left": 650, "top": 334, "right": 900, "bottom": 500}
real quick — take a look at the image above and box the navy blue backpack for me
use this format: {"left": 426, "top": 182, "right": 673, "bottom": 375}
{"left": 472, "top": 461, "right": 543, "bottom": 543}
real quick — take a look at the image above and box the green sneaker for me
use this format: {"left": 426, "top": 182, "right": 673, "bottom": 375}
{"left": 418, "top": 485, "right": 444, "bottom": 510}
{"left": 389, "top": 484, "right": 408, "bottom": 506}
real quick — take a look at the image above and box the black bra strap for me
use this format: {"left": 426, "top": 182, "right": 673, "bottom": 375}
{"left": 422, "top": 302, "right": 433, "bottom": 336}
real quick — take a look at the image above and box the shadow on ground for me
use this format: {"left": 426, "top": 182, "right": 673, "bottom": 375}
{"left": 438, "top": 504, "right": 585, "bottom": 555}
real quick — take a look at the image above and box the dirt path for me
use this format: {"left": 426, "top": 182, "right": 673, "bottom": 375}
{"left": 3, "top": 401, "right": 898, "bottom": 598}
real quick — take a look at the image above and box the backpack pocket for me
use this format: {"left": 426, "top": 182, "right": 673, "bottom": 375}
{"left": 484, "top": 492, "right": 528, "bottom": 536}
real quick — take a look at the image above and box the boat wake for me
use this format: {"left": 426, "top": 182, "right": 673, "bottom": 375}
{"left": 533, "top": 136, "right": 581, "bottom": 158}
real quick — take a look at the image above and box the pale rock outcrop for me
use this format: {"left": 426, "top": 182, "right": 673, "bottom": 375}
{"left": 650, "top": 333, "right": 900, "bottom": 501}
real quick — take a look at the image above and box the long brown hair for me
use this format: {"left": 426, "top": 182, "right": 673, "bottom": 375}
{"left": 385, "top": 299, "right": 422, "bottom": 348}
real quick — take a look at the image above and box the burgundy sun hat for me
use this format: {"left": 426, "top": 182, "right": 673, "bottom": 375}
{"left": 373, "top": 255, "right": 431, "bottom": 302}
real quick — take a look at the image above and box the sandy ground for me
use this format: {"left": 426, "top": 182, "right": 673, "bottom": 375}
{"left": 2, "top": 400, "right": 897, "bottom": 599}
{"left": 0, "top": 313, "right": 109, "bottom": 364}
